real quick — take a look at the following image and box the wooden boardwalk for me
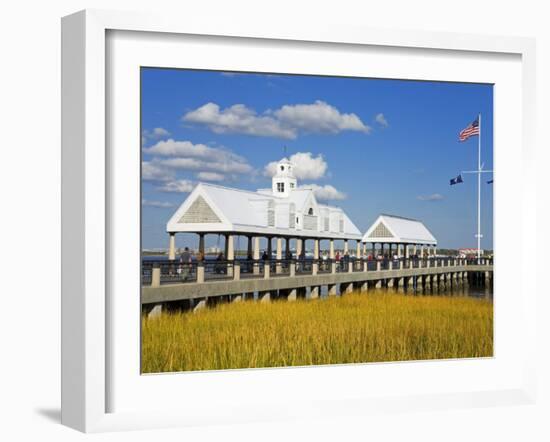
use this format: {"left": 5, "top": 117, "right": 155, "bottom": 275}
{"left": 142, "top": 258, "right": 493, "bottom": 308}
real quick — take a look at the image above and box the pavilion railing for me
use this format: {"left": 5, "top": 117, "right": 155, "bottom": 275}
{"left": 317, "top": 258, "right": 333, "bottom": 274}
{"left": 270, "top": 259, "right": 292, "bottom": 277}
{"left": 202, "top": 260, "right": 235, "bottom": 281}
{"left": 238, "top": 259, "right": 263, "bottom": 277}
{"left": 142, "top": 255, "right": 492, "bottom": 286}
{"left": 352, "top": 259, "right": 363, "bottom": 272}
{"left": 295, "top": 258, "right": 314, "bottom": 275}
{"left": 142, "top": 259, "right": 198, "bottom": 285}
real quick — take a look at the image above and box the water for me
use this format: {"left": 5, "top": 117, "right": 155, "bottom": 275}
{"left": 316, "top": 285, "right": 492, "bottom": 299}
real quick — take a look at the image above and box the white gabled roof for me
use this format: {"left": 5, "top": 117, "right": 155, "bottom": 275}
{"left": 362, "top": 214, "right": 437, "bottom": 245}
{"left": 287, "top": 188, "right": 312, "bottom": 211}
{"left": 167, "top": 182, "right": 362, "bottom": 240}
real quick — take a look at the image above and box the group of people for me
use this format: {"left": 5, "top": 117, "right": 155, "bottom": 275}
{"left": 178, "top": 247, "right": 230, "bottom": 278}
{"left": 175, "top": 245, "right": 431, "bottom": 281}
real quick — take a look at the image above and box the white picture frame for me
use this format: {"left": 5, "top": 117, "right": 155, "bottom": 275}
{"left": 61, "top": 9, "right": 537, "bottom": 433}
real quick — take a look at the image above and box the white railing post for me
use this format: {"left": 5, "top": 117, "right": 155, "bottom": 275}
{"left": 233, "top": 262, "right": 240, "bottom": 281}
{"left": 151, "top": 266, "right": 160, "bottom": 287}
{"left": 197, "top": 262, "right": 205, "bottom": 283}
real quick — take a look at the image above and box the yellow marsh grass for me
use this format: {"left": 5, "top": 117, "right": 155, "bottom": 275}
{"left": 141, "top": 292, "right": 493, "bottom": 373}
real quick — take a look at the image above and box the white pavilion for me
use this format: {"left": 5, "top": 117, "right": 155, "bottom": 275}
{"left": 166, "top": 158, "right": 362, "bottom": 261}
{"left": 362, "top": 214, "right": 438, "bottom": 258}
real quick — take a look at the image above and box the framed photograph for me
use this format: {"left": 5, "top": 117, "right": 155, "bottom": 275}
{"left": 61, "top": 9, "right": 537, "bottom": 432}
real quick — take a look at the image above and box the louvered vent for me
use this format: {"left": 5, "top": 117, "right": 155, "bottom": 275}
{"left": 267, "top": 200, "right": 275, "bottom": 227}
{"left": 368, "top": 222, "right": 393, "bottom": 238}
{"left": 178, "top": 196, "right": 221, "bottom": 223}
{"left": 289, "top": 203, "right": 296, "bottom": 228}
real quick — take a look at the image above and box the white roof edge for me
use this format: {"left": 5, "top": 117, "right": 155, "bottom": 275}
{"left": 361, "top": 213, "right": 437, "bottom": 244}
{"left": 168, "top": 223, "right": 362, "bottom": 240}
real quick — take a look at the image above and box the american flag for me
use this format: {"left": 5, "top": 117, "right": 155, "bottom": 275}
{"left": 459, "top": 117, "right": 480, "bottom": 141}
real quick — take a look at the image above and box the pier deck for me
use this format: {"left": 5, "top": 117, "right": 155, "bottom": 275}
{"left": 142, "top": 258, "right": 493, "bottom": 306}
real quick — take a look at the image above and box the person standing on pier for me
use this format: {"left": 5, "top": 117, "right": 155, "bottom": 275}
{"left": 179, "top": 247, "right": 192, "bottom": 281}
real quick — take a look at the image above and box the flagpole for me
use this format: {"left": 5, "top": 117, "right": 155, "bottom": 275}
{"left": 477, "top": 113, "right": 481, "bottom": 262}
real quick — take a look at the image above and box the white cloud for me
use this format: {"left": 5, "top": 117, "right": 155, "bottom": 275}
{"left": 156, "top": 180, "right": 195, "bottom": 193}
{"left": 183, "top": 103, "right": 294, "bottom": 138}
{"left": 307, "top": 184, "right": 347, "bottom": 201}
{"left": 142, "top": 199, "right": 175, "bottom": 208}
{"left": 142, "top": 161, "right": 174, "bottom": 182}
{"left": 152, "top": 127, "right": 170, "bottom": 137}
{"left": 274, "top": 101, "right": 370, "bottom": 135}
{"left": 143, "top": 139, "right": 254, "bottom": 176}
{"left": 417, "top": 193, "right": 444, "bottom": 201}
{"left": 142, "top": 127, "right": 171, "bottom": 145}
{"left": 197, "top": 171, "right": 225, "bottom": 182}
{"left": 144, "top": 139, "right": 220, "bottom": 159}
{"left": 158, "top": 157, "right": 252, "bottom": 175}
{"left": 264, "top": 152, "right": 328, "bottom": 180}
{"left": 182, "top": 101, "right": 370, "bottom": 139}
{"left": 375, "top": 113, "right": 389, "bottom": 127}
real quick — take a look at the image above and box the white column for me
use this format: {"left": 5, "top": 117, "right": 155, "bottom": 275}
{"left": 296, "top": 238, "right": 303, "bottom": 258}
{"left": 356, "top": 241, "right": 361, "bottom": 258}
{"left": 253, "top": 236, "right": 260, "bottom": 260}
{"left": 227, "top": 234, "right": 234, "bottom": 259}
{"left": 276, "top": 237, "right": 283, "bottom": 274}
{"left": 227, "top": 234, "right": 234, "bottom": 277}
{"left": 312, "top": 238, "right": 319, "bottom": 275}
{"left": 330, "top": 239, "right": 336, "bottom": 273}
{"left": 168, "top": 232, "right": 176, "bottom": 260}
{"left": 253, "top": 236, "right": 260, "bottom": 275}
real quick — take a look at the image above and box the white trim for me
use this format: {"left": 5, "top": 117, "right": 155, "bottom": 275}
{"left": 363, "top": 215, "right": 398, "bottom": 241}
{"left": 362, "top": 215, "right": 437, "bottom": 245}
{"left": 166, "top": 184, "right": 232, "bottom": 232}
{"left": 62, "top": 10, "right": 107, "bottom": 431}
{"left": 61, "top": 9, "right": 537, "bottom": 432}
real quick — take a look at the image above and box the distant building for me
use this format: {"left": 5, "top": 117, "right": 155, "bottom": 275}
{"left": 458, "top": 248, "right": 484, "bottom": 258}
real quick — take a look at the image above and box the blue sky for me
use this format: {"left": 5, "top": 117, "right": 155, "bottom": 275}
{"left": 141, "top": 68, "right": 493, "bottom": 250}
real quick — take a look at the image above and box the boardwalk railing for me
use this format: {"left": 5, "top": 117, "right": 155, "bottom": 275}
{"left": 143, "top": 257, "right": 493, "bottom": 287}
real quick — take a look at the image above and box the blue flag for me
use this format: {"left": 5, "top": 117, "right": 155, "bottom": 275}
{"left": 450, "top": 174, "right": 463, "bottom": 186}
